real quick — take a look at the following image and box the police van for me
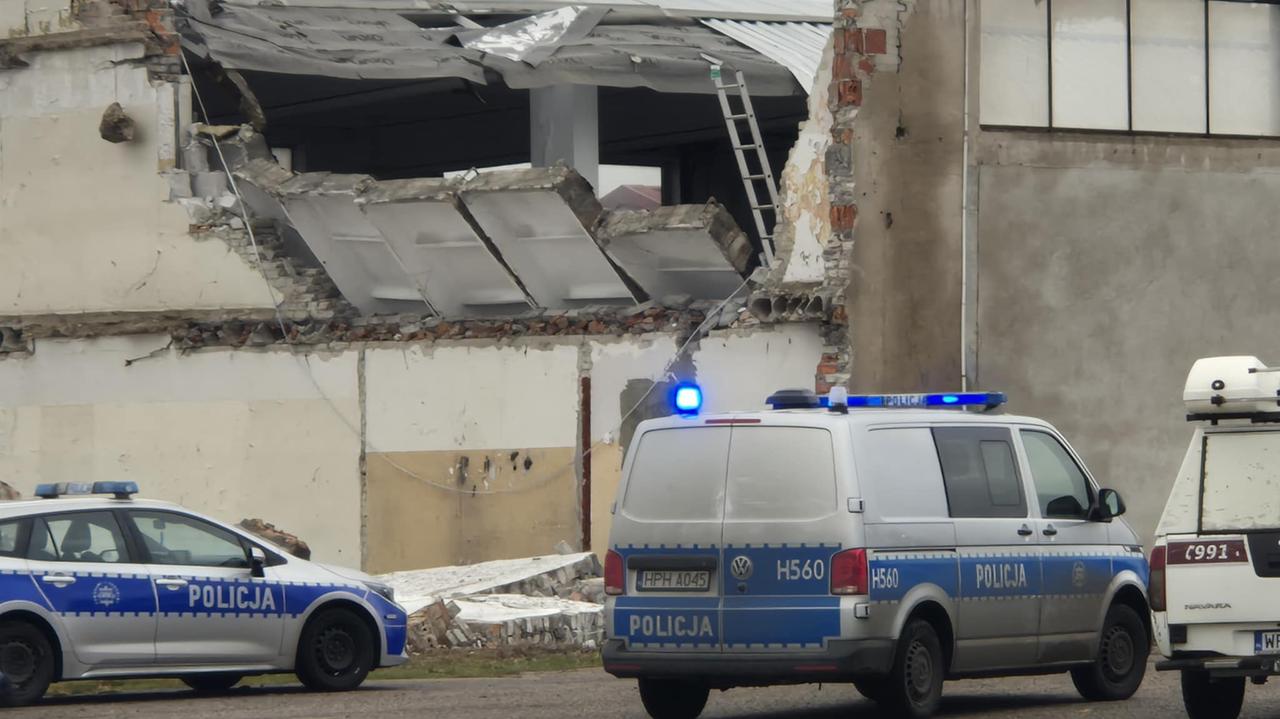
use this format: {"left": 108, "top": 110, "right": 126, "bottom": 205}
{"left": 602, "top": 386, "right": 1150, "bottom": 719}
{"left": 0, "top": 482, "right": 406, "bottom": 705}
{"left": 1152, "top": 355, "right": 1280, "bottom": 719}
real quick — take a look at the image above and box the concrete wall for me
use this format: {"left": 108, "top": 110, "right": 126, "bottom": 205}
{"left": 0, "top": 44, "right": 273, "bottom": 317}
{"left": 0, "top": 336, "right": 362, "bottom": 564}
{"left": 838, "top": 0, "right": 1280, "bottom": 542}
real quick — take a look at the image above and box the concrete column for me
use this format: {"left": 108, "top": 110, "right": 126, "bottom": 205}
{"left": 530, "top": 85, "right": 599, "bottom": 192}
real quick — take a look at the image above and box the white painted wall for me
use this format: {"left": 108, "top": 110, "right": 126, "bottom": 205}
{"left": 0, "top": 44, "right": 274, "bottom": 316}
{"left": 694, "top": 324, "right": 826, "bottom": 411}
{"left": 1, "top": 0, "right": 78, "bottom": 37}
{"left": 364, "top": 342, "right": 582, "bottom": 452}
{"left": 0, "top": 337, "right": 363, "bottom": 565}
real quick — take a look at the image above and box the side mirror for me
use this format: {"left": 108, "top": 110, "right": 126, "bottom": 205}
{"left": 1093, "top": 488, "right": 1126, "bottom": 521}
{"left": 250, "top": 546, "right": 267, "bottom": 578}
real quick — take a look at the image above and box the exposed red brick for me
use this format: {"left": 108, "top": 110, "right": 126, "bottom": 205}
{"left": 846, "top": 28, "right": 863, "bottom": 55}
{"left": 864, "top": 28, "right": 888, "bottom": 55}
{"left": 832, "top": 53, "right": 853, "bottom": 81}
{"left": 836, "top": 78, "right": 862, "bottom": 107}
{"left": 840, "top": 7, "right": 860, "bottom": 20}
{"left": 831, "top": 204, "right": 858, "bottom": 232}
{"left": 833, "top": 27, "right": 847, "bottom": 55}
{"left": 815, "top": 378, "right": 834, "bottom": 395}
{"left": 831, "top": 305, "right": 848, "bottom": 324}
{"left": 858, "top": 57, "right": 877, "bottom": 75}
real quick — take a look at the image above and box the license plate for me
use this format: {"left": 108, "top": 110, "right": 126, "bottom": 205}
{"left": 1256, "top": 631, "right": 1280, "bottom": 654}
{"left": 636, "top": 570, "right": 710, "bottom": 592}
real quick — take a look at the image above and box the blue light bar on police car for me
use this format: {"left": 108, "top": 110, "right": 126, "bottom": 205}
{"left": 673, "top": 383, "right": 703, "bottom": 415}
{"left": 34, "top": 481, "right": 139, "bottom": 499}
{"left": 842, "top": 392, "right": 1007, "bottom": 410}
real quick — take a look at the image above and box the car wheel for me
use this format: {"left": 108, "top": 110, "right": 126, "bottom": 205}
{"left": 1181, "top": 670, "right": 1245, "bottom": 719}
{"left": 853, "top": 677, "right": 886, "bottom": 702}
{"left": 637, "top": 678, "right": 709, "bottom": 719}
{"left": 883, "top": 619, "right": 945, "bottom": 719}
{"left": 0, "top": 621, "right": 54, "bottom": 707}
{"left": 182, "top": 674, "right": 243, "bottom": 694}
{"left": 295, "top": 608, "right": 376, "bottom": 692}
{"left": 1070, "top": 603, "right": 1149, "bottom": 701}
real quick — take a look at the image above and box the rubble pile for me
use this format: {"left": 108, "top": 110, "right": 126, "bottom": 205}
{"left": 378, "top": 552, "right": 607, "bottom": 652}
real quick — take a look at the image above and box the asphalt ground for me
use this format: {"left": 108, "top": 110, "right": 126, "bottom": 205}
{"left": 8, "top": 663, "right": 1280, "bottom": 719}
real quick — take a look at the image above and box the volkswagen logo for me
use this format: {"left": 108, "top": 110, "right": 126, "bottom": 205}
{"left": 730, "top": 555, "right": 753, "bottom": 581}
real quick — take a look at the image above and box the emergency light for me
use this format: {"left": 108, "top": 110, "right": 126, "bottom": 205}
{"left": 673, "top": 383, "right": 703, "bottom": 415}
{"left": 842, "top": 392, "right": 1006, "bottom": 410}
{"left": 35, "top": 481, "right": 139, "bottom": 499}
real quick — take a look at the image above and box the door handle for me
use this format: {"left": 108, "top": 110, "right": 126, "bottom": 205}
{"left": 1043, "top": 525, "right": 1059, "bottom": 537}
{"left": 155, "top": 578, "right": 189, "bottom": 589}
{"left": 1017, "top": 524, "right": 1034, "bottom": 537}
{"left": 40, "top": 574, "right": 75, "bottom": 587}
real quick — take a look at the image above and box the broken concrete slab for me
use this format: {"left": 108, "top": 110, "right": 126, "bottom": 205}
{"left": 98, "top": 102, "right": 135, "bottom": 143}
{"left": 238, "top": 518, "right": 312, "bottom": 559}
{"left": 377, "top": 551, "right": 601, "bottom": 616}
{"left": 597, "top": 201, "right": 754, "bottom": 300}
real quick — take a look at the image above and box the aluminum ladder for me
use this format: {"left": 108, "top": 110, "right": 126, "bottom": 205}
{"left": 711, "top": 63, "right": 779, "bottom": 265}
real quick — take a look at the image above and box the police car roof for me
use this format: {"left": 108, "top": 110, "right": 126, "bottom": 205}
{"left": 638, "top": 407, "right": 1053, "bottom": 431}
{"left": 0, "top": 495, "right": 181, "bottom": 518}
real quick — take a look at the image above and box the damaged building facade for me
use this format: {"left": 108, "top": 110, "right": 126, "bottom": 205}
{"left": 0, "top": 0, "right": 848, "bottom": 569}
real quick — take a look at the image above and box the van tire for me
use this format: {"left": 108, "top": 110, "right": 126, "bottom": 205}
{"left": 1181, "top": 671, "right": 1245, "bottom": 719}
{"left": 637, "top": 678, "right": 709, "bottom": 719}
{"left": 1070, "top": 603, "right": 1148, "bottom": 701}
{"left": 0, "top": 620, "right": 54, "bottom": 707}
{"left": 882, "top": 619, "right": 945, "bottom": 718}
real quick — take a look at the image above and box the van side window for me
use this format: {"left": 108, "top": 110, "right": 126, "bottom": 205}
{"left": 932, "top": 427, "right": 1027, "bottom": 518}
{"left": 1021, "top": 430, "right": 1092, "bottom": 519}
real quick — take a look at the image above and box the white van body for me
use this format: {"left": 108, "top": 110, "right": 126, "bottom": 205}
{"left": 602, "top": 395, "right": 1149, "bottom": 719}
{"left": 1153, "top": 356, "right": 1280, "bottom": 719}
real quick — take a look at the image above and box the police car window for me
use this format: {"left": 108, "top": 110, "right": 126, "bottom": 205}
{"left": 0, "top": 520, "right": 21, "bottom": 558}
{"left": 622, "top": 427, "right": 730, "bottom": 522}
{"left": 1021, "top": 430, "right": 1092, "bottom": 519}
{"left": 724, "top": 427, "right": 836, "bottom": 521}
{"left": 129, "top": 511, "right": 248, "bottom": 568}
{"left": 29, "top": 512, "right": 128, "bottom": 564}
{"left": 933, "top": 427, "right": 1027, "bottom": 518}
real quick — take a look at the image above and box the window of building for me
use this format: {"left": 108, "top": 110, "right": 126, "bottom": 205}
{"left": 981, "top": 0, "right": 1280, "bottom": 137}
{"left": 933, "top": 427, "right": 1028, "bottom": 518}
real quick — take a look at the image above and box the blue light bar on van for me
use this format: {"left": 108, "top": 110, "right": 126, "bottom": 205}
{"left": 34, "top": 481, "right": 139, "bottom": 499}
{"left": 673, "top": 383, "right": 703, "bottom": 415}
{"left": 843, "top": 392, "right": 1007, "bottom": 410}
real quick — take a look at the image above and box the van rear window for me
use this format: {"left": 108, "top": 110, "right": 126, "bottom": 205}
{"left": 724, "top": 427, "right": 836, "bottom": 521}
{"left": 622, "top": 427, "right": 731, "bottom": 521}
{"left": 1201, "top": 431, "right": 1280, "bottom": 531}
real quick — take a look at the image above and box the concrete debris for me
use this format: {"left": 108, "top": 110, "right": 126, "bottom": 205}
{"left": 384, "top": 552, "right": 605, "bottom": 652}
{"left": 0, "top": 482, "right": 21, "bottom": 500}
{"left": 98, "top": 103, "right": 135, "bottom": 144}
{"left": 238, "top": 518, "right": 312, "bottom": 559}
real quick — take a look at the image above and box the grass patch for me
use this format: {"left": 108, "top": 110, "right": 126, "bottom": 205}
{"left": 45, "top": 648, "right": 603, "bottom": 697}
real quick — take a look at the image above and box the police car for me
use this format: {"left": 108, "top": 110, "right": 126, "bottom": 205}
{"left": 1152, "top": 356, "right": 1280, "bottom": 719}
{"left": 602, "top": 386, "right": 1150, "bottom": 719}
{"left": 0, "top": 482, "right": 406, "bottom": 705}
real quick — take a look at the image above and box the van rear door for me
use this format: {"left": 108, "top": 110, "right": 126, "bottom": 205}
{"left": 610, "top": 425, "right": 729, "bottom": 652}
{"left": 1168, "top": 429, "right": 1280, "bottom": 629}
{"left": 719, "top": 421, "right": 848, "bottom": 653}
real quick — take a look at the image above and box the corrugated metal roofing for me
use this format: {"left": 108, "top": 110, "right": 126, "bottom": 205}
{"left": 702, "top": 19, "right": 831, "bottom": 93}
{"left": 219, "top": 0, "right": 831, "bottom": 23}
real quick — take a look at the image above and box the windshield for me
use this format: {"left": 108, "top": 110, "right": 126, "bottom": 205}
{"left": 1201, "top": 431, "right": 1280, "bottom": 531}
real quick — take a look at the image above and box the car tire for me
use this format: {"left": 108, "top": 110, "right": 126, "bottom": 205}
{"left": 882, "top": 619, "right": 945, "bottom": 719}
{"left": 182, "top": 674, "right": 243, "bottom": 694}
{"left": 0, "top": 620, "right": 55, "bottom": 707}
{"left": 1181, "top": 670, "right": 1245, "bottom": 719}
{"left": 295, "top": 608, "right": 376, "bottom": 692}
{"left": 637, "top": 678, "right": 710, "bottom": 719}
{"left": 1070, "top": 603, "right": 1148, "bottom": 701}
{"left": 853, "top": 677, "right": 887, "bottom": 702}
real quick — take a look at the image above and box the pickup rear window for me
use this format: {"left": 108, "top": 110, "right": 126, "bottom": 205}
{"left": 1201, "top": 431, "right": 1280, "bottom": 531}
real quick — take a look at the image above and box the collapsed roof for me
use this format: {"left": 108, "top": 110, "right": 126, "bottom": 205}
{"left": 177, "top": 0, "right": 831, "bottom": 96}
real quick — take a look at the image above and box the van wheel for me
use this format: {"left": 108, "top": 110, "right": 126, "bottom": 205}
{"left": 637, "top": 678, "right": 709, "bottom": 719}
{"left": 883, "top": 619, "right": 945, "bottom": 718}
{"left": 1070, "top": 604, "right": 1148, "bottom": 701}
{"left": 0, "top": 621, "right": 54, "bottom": 707}
{"left": 182, "top": 674, "right": 242, "bottom": 693}
{"left": 1181, "top": 671, "right": 1245, "bottom": 719}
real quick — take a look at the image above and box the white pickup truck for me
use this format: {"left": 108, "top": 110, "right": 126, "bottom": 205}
{"left": 1153, "top": 356, "right": 1280, "bottom": 719}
